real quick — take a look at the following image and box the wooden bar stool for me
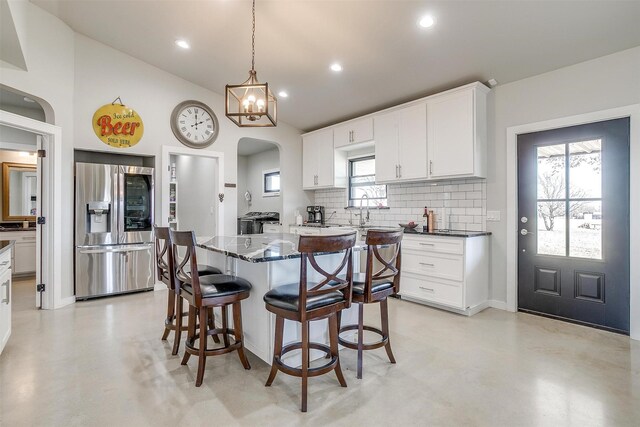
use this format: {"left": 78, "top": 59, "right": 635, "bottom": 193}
{"left": 264, "top": 232, "right": 356, "bottom": 412}
{"left": 338, "top": 229, "right": 402, "bottom": 379}
{"left": 155, "top": 226, "right": 223, "bottom": 355}
{"left": 169, "top": 229, "right": 252, "bottom": 387}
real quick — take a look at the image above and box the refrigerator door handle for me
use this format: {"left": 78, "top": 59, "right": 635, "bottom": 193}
{"left": 79, "top": 244, "right": 153, "bottom": 254}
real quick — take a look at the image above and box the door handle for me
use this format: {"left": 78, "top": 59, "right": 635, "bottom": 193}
{"left": 395, "top": 165, "right": 398, "bottom": 178}
{"left": 429, "top": 160, "right": 433, "bottom": 175}
{"left": 1, "top": 280, "right": 9, "bottom": 304}
{"left": 399, "top": 164, "right": 402, "bottom": 177}
{"left": 520, "top": 229, "right": 534, "bottom": 236}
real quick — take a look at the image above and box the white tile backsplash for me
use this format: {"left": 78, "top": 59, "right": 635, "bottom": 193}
{"left": 313, "top": 179, "right": 487, "bottom": 231}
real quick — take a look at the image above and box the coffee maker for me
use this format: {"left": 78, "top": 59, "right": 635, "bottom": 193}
{"left": 306, "top": 206, "right": 325, "bottom": 224}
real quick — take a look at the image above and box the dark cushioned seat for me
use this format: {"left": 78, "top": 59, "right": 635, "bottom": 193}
{"left": 264, "top": 283, "right": 345, "bottom": 312}
{"left": 351, "top": 272, "right": 394, "bottom": 295}
{"left": 182, "top": 274, "right": 252, "bottom": 298}
{"left": 161, "top": 264, "right": 222, "bottom": 282}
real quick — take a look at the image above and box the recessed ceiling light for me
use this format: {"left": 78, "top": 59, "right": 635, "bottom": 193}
{"left": 330, "top": 63, "right": 343, "bottom": 72}
{"left": 175, "top": 39, "right": 190, "bottom": 49}
{"left": 23, "top": 97, "right": 35, "bottom": 103}
{"left": 278, "top": 91, "right": 288, "bottom": 98}
{"left": 418, "top": 15, "right": 436, "bottom": 28}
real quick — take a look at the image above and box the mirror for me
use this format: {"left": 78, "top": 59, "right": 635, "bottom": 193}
{"left": 2, "top": 162, "right": 37, "bottom": 221}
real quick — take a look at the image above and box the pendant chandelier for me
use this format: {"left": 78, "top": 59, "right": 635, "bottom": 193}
{"left": 225, "top": 0, "right": 277, "bottom": 127}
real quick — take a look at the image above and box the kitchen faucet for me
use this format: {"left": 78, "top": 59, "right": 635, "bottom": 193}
{"left": 359, "top": 194, "right": 370, "bottom": 227}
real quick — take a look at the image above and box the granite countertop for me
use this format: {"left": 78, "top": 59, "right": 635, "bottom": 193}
{"left": 0, "top": 240, "right": 15, "bottom": 255}
{"left": 0, "top": 227, "right": 36, "bottom": 232}
{"left": 197, "top": 232, "right": 364, "bottom": 263}
{"left": 403, "top": 229, "right": 492, "bottom": 238}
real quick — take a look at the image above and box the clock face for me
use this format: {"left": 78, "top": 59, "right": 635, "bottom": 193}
{"left": 171, "top": 101, "right": 219, "bottom": 148}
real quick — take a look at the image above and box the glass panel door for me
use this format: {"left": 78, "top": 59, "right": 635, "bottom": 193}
{"left": 123, "top": 174, "right": 152, "bottom": 232}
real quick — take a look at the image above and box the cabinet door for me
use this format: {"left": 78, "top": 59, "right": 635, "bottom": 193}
{"left": 333, "top": 123, "right": 352, "bottom": 149}
{"left": 374, "top": 111, "right": 400, "bottom": 183}
{"left": 0, "top": 268, "right": 11, "bottom": 354}
{"left": 315, "top": 129, "right": 335, "bottom": 187}
{"left": 14, "top": 242, "right": 36, "bottom": 275}
{"left": 427, "top": 89, "right": 475, "bottom": 178}
{"left": 398, "top": 103, "right": 428, "bottom": 181}
{"left": 302, "top": 134, "right": 318, "bottom": 189}
{"left": 350, "top": 117, "right": 374, "bottom": 144}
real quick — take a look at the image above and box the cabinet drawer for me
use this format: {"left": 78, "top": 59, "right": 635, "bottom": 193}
{"left": 403, "top": 236, "right": 463, "bottom": 254}
{"left": 403, "top": 249, "right": 463, "bottom": 281}
{"left": 400, "top": 273, "right": 463, "bottom": 309}
{"left": 263, "top": 225, "right": 282, "bottom": 233}
{"left": 0, "top": 250, "right": 11, "bottom": 274}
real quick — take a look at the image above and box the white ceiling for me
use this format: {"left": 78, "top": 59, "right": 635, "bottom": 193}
{"left": 31, "top": 0, "right": 640, "bottom": 132}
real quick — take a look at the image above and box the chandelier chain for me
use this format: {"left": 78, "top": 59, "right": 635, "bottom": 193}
{"left": 251, "top": 0, "right": 256, "bottom": 72}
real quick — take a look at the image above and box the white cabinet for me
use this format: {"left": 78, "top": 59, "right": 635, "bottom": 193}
{"left": 302, "top": 129, "right": 347, "bottom": 190}
{"left": 0, "top": 247, "right": 12, "bottom": 354}
{"left": 399, "top": 234, "right": 489, "bottom": 316}
{"left": 374, "top": 102, "right": 428, "bottom": 183}
{"left": 289, "top": 226, "right": 321, "bottom": 236}
{"left": 3, "top": 231, "right": 36, "bottom": 276}
{"left": 427, "top": 83, "right": 489, "bottom": 179}
{"left": 334, "top": 117, "right": 374, "bottom": 149}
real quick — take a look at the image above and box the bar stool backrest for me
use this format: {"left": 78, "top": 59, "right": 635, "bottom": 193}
{"left": 297, "top": 232, "right": 357, "bottom": 317}
{"left": 168, "top": 229, "right": 203, "bottom": 302}
{"left": 154, "top": 226, "right": 173, "bottom": 289}
{"left": 364, "top": 229, "right": 403, "bottom": 299}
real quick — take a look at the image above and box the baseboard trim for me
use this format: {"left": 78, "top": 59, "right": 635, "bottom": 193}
{"left": 488, "top": 300, "right": 508, "bottom": 311}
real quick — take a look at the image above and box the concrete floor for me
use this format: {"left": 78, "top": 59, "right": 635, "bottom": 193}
{"left": 1, "top": 277, "right": 639, "bottom": 426}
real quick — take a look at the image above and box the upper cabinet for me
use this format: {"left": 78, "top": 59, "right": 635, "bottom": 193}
{"left": 302, "top": 129, "right": 347, "bottom": 190}
{"left": 334, "top": 117, "right": 374, "bottom": 149}
{"left": 427, "top": 83, "right": 489, "bottom": 179}
{"left": 374, "top": 103, "right": 428, "bottom": 184}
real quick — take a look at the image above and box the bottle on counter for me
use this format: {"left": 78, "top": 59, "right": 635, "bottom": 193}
{"left": 428, "top": 210, "right": 435, "bottom": 233}
{"left": 422, "top": 206, "right": 429, "bottom": 232}
{"left": 295, "top": 210, "right": 303, "bottom": 226}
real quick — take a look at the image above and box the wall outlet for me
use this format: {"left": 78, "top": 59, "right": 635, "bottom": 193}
{"left": 487, "top": 210, "right": 501, "bottom": 221}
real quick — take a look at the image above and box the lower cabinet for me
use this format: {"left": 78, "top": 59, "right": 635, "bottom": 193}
{"left": 0, "top": 248, "right": 13, "bottom": 354}
{"left": 3, "top": 231, "right": 36, "bottom": 276}
{"left": 399, "top": 234, "right": 489, "bottom": 316}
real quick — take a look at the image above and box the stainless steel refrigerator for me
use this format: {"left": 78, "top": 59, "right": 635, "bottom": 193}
{"left": 75, "top": 162, "right": 155, "bottom": 299}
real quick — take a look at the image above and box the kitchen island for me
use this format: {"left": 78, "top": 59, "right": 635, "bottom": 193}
{"left": 196, "top": 233, "right": 362, "bottom": 365}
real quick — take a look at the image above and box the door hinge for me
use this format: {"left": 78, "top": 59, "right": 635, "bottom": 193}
{"left": 37, "top": 149, "right": 46, "bottom": 158}
{"left": 36, "top": 283, "right": 45, "bottom": 292}
{"left": 37, "top": 217, "right": 46, "bottom": 225}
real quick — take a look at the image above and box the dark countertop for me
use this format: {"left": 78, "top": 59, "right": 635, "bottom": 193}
{"left": 197, "top": 233, "right": 365, "bottom": 263}
{"left": 0, "top": 240, "right": 15, "bottom": 255}
{"left": 403, "top": 229, "right": 492, "bottom": 238}
{"left": 0, "top": 228, "right": 36, "bottom": 232}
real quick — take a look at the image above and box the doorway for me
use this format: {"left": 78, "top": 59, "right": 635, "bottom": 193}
{"left": 517, "top": 118, "right": 630, "bottom": 333}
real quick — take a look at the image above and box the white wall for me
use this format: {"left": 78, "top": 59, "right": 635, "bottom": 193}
{"left": 487, "top": 46, "right": 640, "bottom": 303}
{"left": 237, "top": 148, "right": 281, "bottom": 216}
{"left": 237, "top": 155, "right": 248, "bottom": 215}
{"left": 173, "top": 154, "right": 218, "bottom": 236}
{"left": 1, "top": 1, "right": 310, "bottom": 302}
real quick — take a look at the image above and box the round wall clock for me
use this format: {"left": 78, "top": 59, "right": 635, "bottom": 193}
{"left": 170, "top": 100, "right": 219, "bottom": 149}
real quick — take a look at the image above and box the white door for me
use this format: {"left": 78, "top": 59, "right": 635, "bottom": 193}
{"left": 302, "top": 134, "right": 317, "bottom": 189}
{"left": 315, "top": 129, "right": 335, "bottom": 187}
{"left": 398, "top": 103, "right": 428, "bottom": 181}
{"left": 374, "top": 111, "right": 400, "bottom": 183}
{"left": 333, "top": 123, "right": 352, "bottom": 149}
{"left": 35, "top": 135, "right": 44, "bottom": 308}
{"left": 427, "top": 90, "right": 475, "bottom": 178}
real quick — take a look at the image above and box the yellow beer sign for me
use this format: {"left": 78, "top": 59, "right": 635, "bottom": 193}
{"left": 92, "top": 103, "right": 144, "bottom": 148}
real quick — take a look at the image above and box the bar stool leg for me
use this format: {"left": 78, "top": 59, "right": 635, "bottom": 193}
{"left": 221, "top": 305, "right": 231, "bottom": 348}
{"left": 357, "top": 302, "right": 364, "bottom": 379}
{"left": 329, "top": 313, "right": 347, "bottom": 387}
{"left": 195, "top": 307, "right": 208, "bottom": 387}
{"left": 232, "top": 302, "right": 251, "bottom": 370}
{"left": 265, "top": 316, "right": 284, "bottom": 386}
{"left": 301, "top": 320, "right": 309, "bottom": 413}
{"left": 162, "top": 290, "right": 175, "bottom": 340}
{"left": 172, "top": 295, "right": 183, "bottom": 355}
{"left": 207, "top": 307, "right": 221, "bottom": 344}
{"left": 380, "top": 298, "right": 396, "bottom": 364}
{"left": 181, "top": 305, "right": 196, "bottom": 365}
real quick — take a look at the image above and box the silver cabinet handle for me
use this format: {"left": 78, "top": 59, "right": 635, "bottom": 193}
{"left": 419, "top": 242, "right": 435, "bottom": 246}
{"left": 419, "top": 286, "right": 434, "bottom": 292}
{"left": 395, "top": 165, "right": 398, "bottom": 178}
{"left": 429, "top": 160, "right": 433, "bottom": 175}
{"left": 419, "top": 262, "right": 435, "bottom": 267}
{"left": 1, "top": 280, "right": 9, "bottom": 304}
{"left": 399, "top": 164, "right": 402, "bottom": 177}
